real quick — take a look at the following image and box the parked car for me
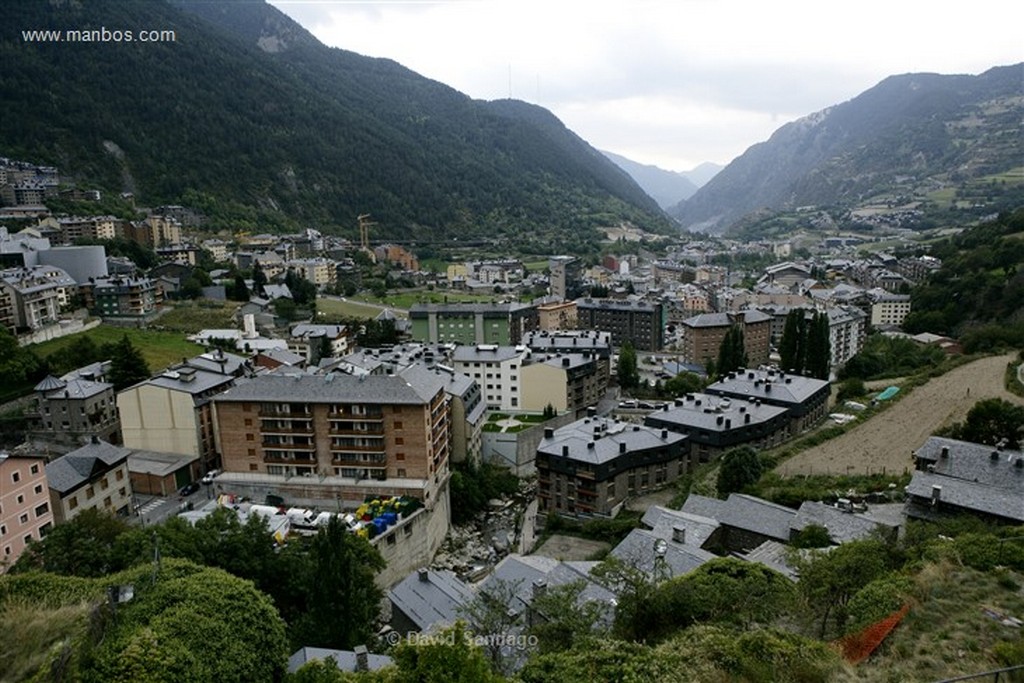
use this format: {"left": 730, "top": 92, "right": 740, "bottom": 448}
{"left": 201, "top": 469, "right": 221, "bottom": 484}
{"left": 178, "top": 482, "right": 200, "bottom": 497}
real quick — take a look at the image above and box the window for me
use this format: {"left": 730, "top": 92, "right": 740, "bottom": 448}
{"left": 116, "top": 470, "right": 124, "bottom": 481}
{"left": 397, "top": 468, "right": 407, "bottom": 477}
{"left": 395, "top": 437, "right": 404, "bottom": 445}
{"left": 11, "top": 472, "right": 19, "bottom": 483}
{"left": 119, "top": 487, "right": 126, "bottom": 497}
{"left": 396, "top": 452, "right": 405, "bottom": 461}
{"left": 19, "top": 513, "right": 28, "bottom": 524}
{"left": 34, "top": 484, "right": 42, "bottom": 494}
{"left": 85, "top": 486, "right": 94, "bottom": 500}
{"left": 30, "top": 464, "right": 39, "bottom": 475}
{"left": 99, "top": 479, "right": 109, "bottom": 490}
{"left": 393, "top": 421, "right": 403, "bottom": 429}
{"left": 103, "top": 496, "right": 112, "bottom": 508}
{"left": 0, "top": 524, "right": 5, "bottom": 536}
{"left": 34, "top": 503, "right": 49, "bottom": 517}
{"left": 16, "top": 495, "right": 23, "bottom": 505}
{"left": 249, "top": 463, "right": 258, "bottom": 471}
{"left": 69, "top": 497, "right": 78, "bottom": 510}
{"left": 244, "top": 418, "right": 253, "bottom": 426}
{"left": 246, "top": 434, "right": 254, "bottom": 441}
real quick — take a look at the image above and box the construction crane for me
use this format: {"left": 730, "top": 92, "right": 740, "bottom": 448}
{"left": 357, "top": 213, "right": 377, "bottom": 263}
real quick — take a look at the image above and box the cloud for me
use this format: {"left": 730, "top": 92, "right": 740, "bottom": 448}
{"left": 269, "top": 0, "right": 1023, "bottom": 169}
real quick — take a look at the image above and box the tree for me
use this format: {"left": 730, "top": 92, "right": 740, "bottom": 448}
{"left": 805, "top": 311, "right": 832, "bottom": 380}
{"left": 273, "top": 297, "right": 299, "bottom": 322}
{"left": 942, "top": 398, "right": 1024, "bottom": 449}
{"left": 12, "top": 508, "right": 132, "bottom": 577}
{"left": 107, "top": 334, "right": 150, "bottom": 390}
{"left": 294, "top": 517, "right": 386, "bottom": 650}
{"left": 617, "top": 342, "right": 640, "bottom": 390}
{"left": 794, "top": 539, "right": 890, "bottom": 637}
{"left": 227, "top": 274, "right": 250, "bottom": 301}
{"left": 716, "top": 325, "right": 747, "bottom": 378}
{"left": 528, "top": 580, "right": 611, "bottom": 655}
{"left": 663, "top": 371, "right": 704, "bottom": 398}
{"left": 716, "top": 446, "right": 763, "bottom": 497}
{"left": 458, "top": 577, "right": 524, "bottom": 674}
{"left": 779, "top": 308, "right": 808, "bottom": 373}
{"left": 389, "top": 622, "right": 502, "bottom": 683}
{"left": 251, "top": 260, "right": 268, "bottom": 297}
{"left": 0, "top": 326, "right": 43, "bottom": 384}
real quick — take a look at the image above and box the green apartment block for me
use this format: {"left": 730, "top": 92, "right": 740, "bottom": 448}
{"left": 409, "top": 302, "right": 538, "bottom": 345}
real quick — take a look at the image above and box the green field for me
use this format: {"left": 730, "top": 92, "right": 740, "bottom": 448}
{"left": 152, "top": 301, "right": 240, "bottom": 334}
{"left": 31, "top": 325, "right": 204, "bottom": 375}
{"left": 346, "top": 290, "right": 500, "bottom": 310}
{"left": 317, "top": 297, "right": 404, "bottom": 320}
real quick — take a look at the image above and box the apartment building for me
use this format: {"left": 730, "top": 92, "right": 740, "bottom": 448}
{"left": 117, "top": 363, "right": 237, "bottom": 473}
{"left": 536, "top": 300, "right": 578, "bottom": 331}
{"left": 57, "top": 215, "right": 117, "bottom": 243}
{"left": 46, "top": 439, "right": 133, "bottom": 523}
{"left": 869, "top": 291, "right": 912, "bottom": 328}
{"left": 536, "top": 415, "right": 688, "bottom": 517}
{"left": 0, "top": 265, "right": 75, "bottom": 332}
{"left": 0, "top": 452, "right": 53, "bottom": 573}
{"left": 451, "top": 344, "right": 530, "bottom": 411}
{"left": 524, "top": 329, "right": 613, "bottom": 389}
{"left": 410, "top": 302, "right": 539, "bottom": 346}
{"left": 520, "top": 353, "right": 605, "bottom": 417}
{"left": 705, "top": 368, "right": 830, "bottom": 437}
{"left": 82, "top": 276, "right": 158, "bottom": 318}
{"left": 575, "top": 298, "right": 664, "bottom": 351}
{"left": 679, "top": 310, "right": 771, "bottom": 368}
{"left": 211, "top": 368, "right": 451, "bottom": 508}
{"left": 32, "top": 365, "right": 120, "bottom": 445}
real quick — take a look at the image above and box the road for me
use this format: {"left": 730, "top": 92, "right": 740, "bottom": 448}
{"left": 776, "top": 353, "right": 1024, "bottom": 477}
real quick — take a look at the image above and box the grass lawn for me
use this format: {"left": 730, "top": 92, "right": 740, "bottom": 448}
{"left": 317, "top": 297, "right": 402, "bottom": 320}
{"left": 152, "top": 301, "right": 240, "bottom": 334}
{"left": 30, "top": 325, "right": 204, "bottom": 375}
{"left": 350, "top": 290, "right": 498, "bottom": 309}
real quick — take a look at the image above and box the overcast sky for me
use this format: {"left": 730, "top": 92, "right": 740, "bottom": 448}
{"left": 269, "top": 1, "right": 1022, "bottom": 173}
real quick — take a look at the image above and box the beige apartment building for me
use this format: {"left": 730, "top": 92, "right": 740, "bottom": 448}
{"left": 211, "top": 367, "right": 451, "bottom": 509}
{"left": 0, "top": 452, "right": 53, "bottom": 573}
{"left": 537, "top": 300, "right": 578, "bottom": 331}
{"left": 117, "top": 364, "right": 236, "bottom": 473}
{"left": 520, "top": 353, "right": 605, "bottom": 417}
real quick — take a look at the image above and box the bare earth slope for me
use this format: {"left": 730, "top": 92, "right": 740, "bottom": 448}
{"left": 776, "top": 353, "right": 1024, "bottom": 477}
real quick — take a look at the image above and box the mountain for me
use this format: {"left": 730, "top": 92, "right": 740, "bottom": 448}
{"left": 0, "top": 0, "right": 672, "bottom": 248}
{"left": 601, "top": 151, "right": 700, "bottom": 209}
{"left": 671, "top": 65, "right": 1024, "bottom": 233}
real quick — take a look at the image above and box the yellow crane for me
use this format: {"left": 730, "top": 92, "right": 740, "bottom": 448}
{"left": 358, "top": 213, "right": 377, "bottom": 262}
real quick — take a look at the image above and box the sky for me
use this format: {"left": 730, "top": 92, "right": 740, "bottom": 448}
{"left": 268, "top": 1, "right": 1022, "bottom": 173}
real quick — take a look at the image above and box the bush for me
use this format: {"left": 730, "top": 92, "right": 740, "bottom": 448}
{"left": 845, "top": 574, "right": 915, "bottom": 633}
{"left": 836, "top": 377, "right": 866, "bottom": 402}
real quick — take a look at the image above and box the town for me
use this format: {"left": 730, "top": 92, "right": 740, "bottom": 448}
{"left": 2, "top": 149, "right": 1022, "bottom": 680}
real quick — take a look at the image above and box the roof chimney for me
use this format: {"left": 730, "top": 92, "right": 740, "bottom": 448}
{"left": 940, "top": 446, "right": 949, "bottom": 458}
{"left": 354, "top": 645, "right": 369, "bottom": 672}
{"left": 672, "top": 526, "right": 686, "bottom": 544}
{"left": 661, "top": 429, "right": 668, "bottom": 439}
{"left": 532, "top": 579, "right": 547, "bottom": 599}
{"left": 544, "top": 427, "right": 554, "bottom": 439}
{"left": 931, "top": 485, "right": 942, "bottom": 502}
{"left": 562, "top": 445, "right": 569, "bottom": 456}
{"left": 417, "top": 567, "right": 429, "bottom": 582}
{"left": 619, "top": 442, "right": 627, "bottom": 454}
{"left": 587, "top": 407, "right": 597, "bottom": 418}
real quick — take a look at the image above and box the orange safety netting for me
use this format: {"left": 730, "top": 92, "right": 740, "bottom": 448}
{"left": 834, "top": 603, "right": 911, "bottom": 664}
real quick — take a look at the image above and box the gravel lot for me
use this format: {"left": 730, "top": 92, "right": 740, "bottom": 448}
{"left": 775, "top": 353, "right": 1024, "bottom": 477}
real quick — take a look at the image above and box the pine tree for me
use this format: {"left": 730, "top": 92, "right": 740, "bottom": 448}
{"left": 716, "top": 325, "right": 748, "bottom": 378}
{"left": 805, "top": 311, "right": 832, "bottom": 380}
{"left": 107, "top": 334, "right": 150, "bottom": 390}
{"left": 617, "top": 342, "right": 640, "bottom": 390}
{"left": 780, "top": 308, "right": 808, "bottom": 373}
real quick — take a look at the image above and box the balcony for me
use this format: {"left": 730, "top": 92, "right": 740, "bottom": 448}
{"left": 332, "top": 453, "right": 387, "bottom": 467}
{"left": 263, "top": 453, "right": 317, "bottom": 465}
{"left": 328, "top": 423, "right": 385, "bottom": 436}
{"left": 261, "top": 439, "right": 315, "bottom": 450}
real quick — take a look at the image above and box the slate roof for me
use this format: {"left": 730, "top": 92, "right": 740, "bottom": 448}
{"left": 791, "top": 501, "right": 895, "bottom": 544}
{"left": 536, "top": 416, "right": 685, "bottom": 466}
{"left": 139, "top": 367, "right": 235, "bottom": 398}
{"left": 610, "top": 528, "right": 716, "bottom": 578}
{"left": 127, "top": 449, "right": 198, "bottom": 477}
{"left": 387, "top": 569, "right": 474, "bottom": 632}
{"left": 913, "top": 436, "right": 1024, "bottom": 491}
{"left": 452, "top": 345, "right": 528, "bottom": 364}
{"left": 645, "top": 393, "right": 787, "bottom": 432}
{"left": 707, "top": 369, "right": 829, "bottom": 406}
{"left": 214, "top": 370, "right": 444, "bottom": 405}
{"left": 46, "top": 440, "right": 130, "bottom": 494}
{"left": 43, "top": 378, "right": 111, "bottom": 400}
{"left": 480, "top": 554, "right": 615, "bottom": 615}
{"left": 682, "top": 493, "right": 797, "bottom": 542}
{"left": 287, "top": 648, "right": 392, "bottom": 675}
{"left": 641, "top": 506, "right": 720, "bottom": 548}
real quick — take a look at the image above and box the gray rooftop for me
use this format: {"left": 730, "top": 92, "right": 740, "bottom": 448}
{"left": 645, "top": 393, "right": 787, "bottom": 432}
{"left": 452, "top": 345, "right": 528, "bottom": 364}
{"left": 537, "top": 416, "right": 685, "bottom": 465}
{"left": 287, "top": 647, "right": 392, "bottom": 675}
{"left": 641, "top": 506, "right": 721, "bottom": 549}
{"left": 610, "top": 528, "right": 716, "bottom": 578}
{"left": 387, "top": 568, "right": 474, "bottom": 632}
{"left": 139, "top": 366, "right": 236, "bottom": 398}
{"left": 46, "top": 440, "right": 130, "bottom": 494}
{"left": 683, "top": 309, "right": 771, "bottom": 328}
{"left": 682, "top": 493, "right": 797, "bottom": 542}
{"left": 215, "top": 370, "right": 444, "bottom": 406}
{"left": 481, "top": 554, "right": 616, "bottom": 616}
{"left": 127, "top": 449, "right": 199, "bottom": 477}
{"left": 707, "top": 369, "right": 829, "bottom": 406}
{"left": 913, "top": 436, "right": 1024, "bottom": 492}
{"left": 43, "top": 378, "right": 112, "bottom": 400}
{"left": 791, "top": 501, "right": 896, "bottom": 544}
{"left": 409, "top": 302, "right": 534, "bottom": 315}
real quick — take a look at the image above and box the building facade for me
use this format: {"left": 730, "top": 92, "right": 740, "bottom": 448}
{"left": 679, "top": 310, "right": 772, "bottom": 368}
{"left": 536, "top": 415, "right": 688, "bottom": 517}
{"left": 45, "top": 439, "right": 133, "bottom": 523}
{"left": 575, "top": 298, "right": 664, "bottom": 351}
{"left": 409, "top": 302, "right": 538, "bottom": 345}
{"left": 0, "top": 452, "right": 53, "bottom": 573}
